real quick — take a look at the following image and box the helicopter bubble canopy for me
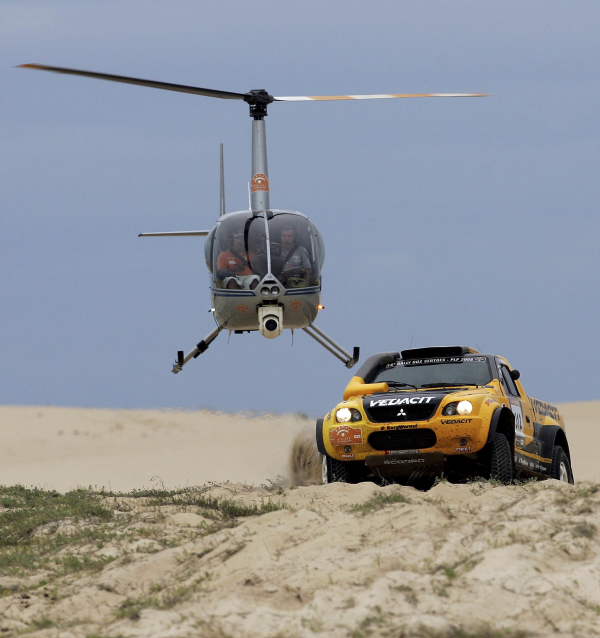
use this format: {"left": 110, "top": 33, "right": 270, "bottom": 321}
{"left": 206, "top": 210, "right": 324, "bottom": 291}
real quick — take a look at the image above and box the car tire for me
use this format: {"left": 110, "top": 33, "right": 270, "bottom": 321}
{"left": 322, "top": 455, "right": 363, "bottom": 484}
{"left": 488, "top": 432, "right": 513, "bottom": 484}
{"left": 550, "top": 446, "right": 574, "bottom": 484}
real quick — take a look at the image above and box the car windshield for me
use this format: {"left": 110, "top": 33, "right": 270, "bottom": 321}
{"left": 370, "top": 356, "right": 493, "bottom": 388}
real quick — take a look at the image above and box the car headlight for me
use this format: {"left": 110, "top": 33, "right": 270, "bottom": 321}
{"left": 335, "top": 407, "right": 362, "bottom": 423}
{"left": 457, "top": 400, "right": 473, "bottom": 415}
{"left": 442, "top": 400, "right": 473, "bottom": 416}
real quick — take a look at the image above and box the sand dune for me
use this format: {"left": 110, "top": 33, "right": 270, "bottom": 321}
{"left": 557, "top": 402, "right": 600, "bottom": 483}
{"left": 0, "top": 406, "right": 309, "bottom": 492}
{"left": 0, "top": 402, "right": 597, "bottom": 490}
{"left": 1, "top": 480, "right": 600, "bottom": 637}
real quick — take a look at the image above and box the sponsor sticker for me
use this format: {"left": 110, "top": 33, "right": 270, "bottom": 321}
{"left": 531, "top": 398, "right": 560, "bottom": 421}
{"left": 383, "top": 458, "right": 425, "bottom": 465}
{"left": 386, "top": 356, "right": 486, "bottom": 368}
{"left": 369, "top": 396, "right": 434, "bottom": 407}
{"left": 251, "top": 173, "right": 269, "bottom": 192}
{"left": 441, "top": 418, "right": 473, "bottom": 424}
{"left": 329, "top": 426, "right": 363, "bottom": 446}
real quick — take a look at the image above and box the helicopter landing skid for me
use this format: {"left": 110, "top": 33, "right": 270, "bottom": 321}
{"left": 303, "top": 324, "right": 359, "bottom": 368}
{"left": 172, "top": 325, "right": 224, "bottom": 374}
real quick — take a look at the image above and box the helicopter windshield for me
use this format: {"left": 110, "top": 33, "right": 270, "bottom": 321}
{"left": 210, "top": 210, "right": 324, "bottom": 290}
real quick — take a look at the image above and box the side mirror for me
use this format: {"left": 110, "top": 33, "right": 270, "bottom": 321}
{"left": 510, "top": 369, "right": 520, "bottom": 381}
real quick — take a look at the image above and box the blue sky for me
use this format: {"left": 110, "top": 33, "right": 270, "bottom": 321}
{"left": 2, "top": 0, "right": 599, "bottom": 414}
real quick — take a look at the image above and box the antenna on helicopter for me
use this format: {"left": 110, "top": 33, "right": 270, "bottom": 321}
{"left": 219, "top": 143, "right": 226, "bottom": 217}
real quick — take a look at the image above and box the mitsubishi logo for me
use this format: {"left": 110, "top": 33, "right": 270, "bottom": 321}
{"left": 397, "top": 409, "right": 407, "bottom": 417}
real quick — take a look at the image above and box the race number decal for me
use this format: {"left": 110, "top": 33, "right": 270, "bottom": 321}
{"left": 511, "top": 402, "right": 525, "bottom": 439}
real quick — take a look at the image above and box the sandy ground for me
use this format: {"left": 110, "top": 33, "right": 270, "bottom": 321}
{"left": 558, "top": 402, "right": 600, "bottom": 483}
{"left": 0, "top": 406, "right": 310, "bottom": 491}
{"left": 1, "top": 480, "right": 600, "bottom": 637}
{"left": 0, "top": 402, "right": 599, "bottom": 637}
{"left": 0, "top": 402, "right": 597, "bottom": 490}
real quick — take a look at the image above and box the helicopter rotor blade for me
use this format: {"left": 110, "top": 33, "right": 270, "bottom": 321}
{"left": 274, "top": 92, "right": 487, "bottom": 101}
{"left": 17, "top": 64, "right": 247, "bottom": 100}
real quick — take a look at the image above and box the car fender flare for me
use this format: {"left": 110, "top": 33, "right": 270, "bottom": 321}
{"left": 538, "top": 425, "right": 571, "bottom": 462}
{"left": 315, "top": 418, "right": 327, "bottom": 456}
{"left": 486, "top": 407, "right": 515, "bottom": 447}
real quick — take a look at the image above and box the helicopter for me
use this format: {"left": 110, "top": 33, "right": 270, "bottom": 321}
{"left": 19, "top": 63, "right": 486, "bottom": 374}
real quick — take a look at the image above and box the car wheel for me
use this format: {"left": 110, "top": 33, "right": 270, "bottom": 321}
{"left": 550, "top": 446, "right": 574, "bottom": 484}
{"left": 322, "top": 456, "right": 362, "bottom": 484}
{"left": 488, "top": 432, "right": 513, "bottom": 484}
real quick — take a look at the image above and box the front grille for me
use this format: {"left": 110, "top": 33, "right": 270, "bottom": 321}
{"left": 363, "top": 393, "right": 446, "bottom": 423}
{"left": 368, "top": 428, "right": 437, "bottom": 451}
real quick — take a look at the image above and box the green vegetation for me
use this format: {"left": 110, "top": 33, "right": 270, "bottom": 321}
{"left": 572, "top": 521, "right": 597, "bottom": 539}
{"left": 0, "top": 484, "right": 281, "bottom": 585}
{"left": 31, "top": 617, "right": 56, "bottom": 630}
{"left": 349, "top": 491, "right": 410, "bottom": 515}
{"left": 0, "top": 486, "right": 112, "bottom": 548}
{"left": 0, "top": 486, "right": 115, "bottom": 578}
{"left": 115, "top": 575, "right": 211, "bottom": 621}
{"left": 98, "top": 486, "right": 282, "bottom": 518}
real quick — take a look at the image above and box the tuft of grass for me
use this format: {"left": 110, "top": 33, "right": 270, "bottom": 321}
{"left": 116, "top": 596, "right": 154, "bottom": 621}
{"left": 31, "top": 617, "right": 55, "bottom": 630}
{"left": 572, "top": 522, "right": 597, "bottom": 539}
{"left": 0, "top": 487, "right": 118, "bottom": 577}
{"left": 0, "top": 528, "right": 118, "bottom": 575}
{"left": 392, "top": 584, "right": 418, "bottom": 606}
{"left": 349, "top": 492, "right": 410, "bottom": 515}
{"left": 116, "top": 573, "right": 211, "bottom": 620}
{"left": 147, "top": 492, "right": 282, "bottom": 519}
{"left": 58, "top": 554, "right": 115, "bottom": 574}
{"left": 0, "top": 486, "right": 112, "bottom": 548}
{"left": 574, "top": 485, "right": 600, "bottom": 498}
{"left": 442, "top": 565, "right": 458, "bottom": 580}
{"left": 99, "top": 487, "right": 283, "bottom": 519}
{"left": 414, "top": 626, "right": 533, "bottom": 638}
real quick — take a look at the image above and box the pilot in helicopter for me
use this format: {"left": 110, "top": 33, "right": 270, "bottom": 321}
{"left": 279, "top": 225, "right": 311, "bottom": 287}
{"left": 216, "top": 231, "right": 259, "bottom": 290}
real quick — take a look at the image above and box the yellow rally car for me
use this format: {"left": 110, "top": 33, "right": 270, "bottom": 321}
{"left": 316, "top": 346, "right": 574, "bottom": 487}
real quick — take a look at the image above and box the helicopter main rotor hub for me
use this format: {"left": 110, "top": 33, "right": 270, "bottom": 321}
{"left": 243, "top": 89, "right": 275, "bottom": 119}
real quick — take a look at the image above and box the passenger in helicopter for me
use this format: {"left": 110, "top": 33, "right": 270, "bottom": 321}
{"left": 279, "top": 226, "right": 311, "bottom": 287}
{"left": 216, "top": 231, "right": 259, "bottom": 290}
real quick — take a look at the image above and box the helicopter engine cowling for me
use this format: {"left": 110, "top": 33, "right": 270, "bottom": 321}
{"left": 258, "top": 305, "right": 283, "bottom": 339}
